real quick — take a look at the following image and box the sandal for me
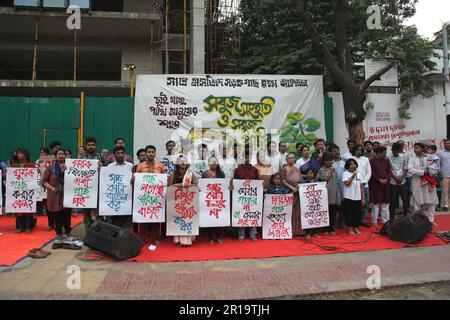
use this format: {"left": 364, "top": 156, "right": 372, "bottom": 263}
{"left": 37, "top": 248, "right": 51, "bottom": 256}
{"left": 28, "top": 250, "right": 47, "bottom": 259}
{"left": 52, "top": 242, "right": 64, "bottom": 249}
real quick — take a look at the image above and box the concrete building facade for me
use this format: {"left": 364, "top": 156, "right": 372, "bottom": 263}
{"left": 0, "top": 0, "right": 205, "bottom": 97}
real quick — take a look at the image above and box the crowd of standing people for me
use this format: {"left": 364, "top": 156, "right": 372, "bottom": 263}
{"left": 1, "top": 136, "right": 449, "bottom": 247}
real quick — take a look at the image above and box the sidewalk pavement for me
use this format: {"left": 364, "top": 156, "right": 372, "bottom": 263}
{"left": 0, "top": 221, "right": 449, "bottom": 300}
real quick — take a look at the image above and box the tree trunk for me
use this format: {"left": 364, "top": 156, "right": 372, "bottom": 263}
{"left": 347, "top": 120, "right": 365, "bottom": 145}
{"left": 340, "top": 82, "right": 366, "bottom": 145}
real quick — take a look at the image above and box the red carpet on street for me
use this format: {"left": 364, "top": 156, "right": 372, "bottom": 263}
{"left": 129, "top": 214, "right": 450, "bottom": 263}
{"left": 1, "top": 214, "right": 449, "bottom": 266}
{"left": 0, "top": 215, "right": 83, "bottom": 266}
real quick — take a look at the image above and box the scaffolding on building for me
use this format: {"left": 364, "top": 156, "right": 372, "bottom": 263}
{"left": 206, "top": 0, "right": 241, "bottom": 74}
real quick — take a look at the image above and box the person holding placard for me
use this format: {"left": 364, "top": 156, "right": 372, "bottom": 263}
{"left": 342, "top": 158, "right": 366, "bottom": 235}
{"left": 281, "top": 152, "right": 303, "bottom": 237}
{"left": 107, "top": 146, "right": 133, "bottom": 228}
{"left": 202, "top": 156, "right": 227, "bottom": 244}
{"left": 9, "top": 149, "right": 36, "bottom": 234}
{"left": 169, "top": 155, "right": 197, "bottom": 247}
{"left": 42, "top": 148, "right": 73, "bottom": 241}
{"left": 318, "top": 152, "right": 341, "bottom": 235}
{"left": 301, "top": 168, "right": 321, "bottom": 240}
{"left": 80, "top": 137, "right": 103, "bottom": 229}
{"left": 135, "top": 145, "right": 166, "bottom": 244}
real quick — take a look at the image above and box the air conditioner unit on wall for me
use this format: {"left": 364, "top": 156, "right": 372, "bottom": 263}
{"left": 14, "top": 0, "right": 41, "bottom": 8}
{"left": 42, "top": 0, "right": 66, "bottom": 9}
{"left": 68, "top": 0, "right": 90, "bottom": 10}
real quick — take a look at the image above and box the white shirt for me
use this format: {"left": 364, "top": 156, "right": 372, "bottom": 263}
{"left": 295, "top": 157, "right": 310, "bottom": 170}
{"left": 342, "top": 170, "right": 363, "bottom": 201}
{"left": 266, "top": 153, "right": 281, "bottom": 173}
{"left": 342, "top": 152, "right": 353, "bottom": 161}
{"left": 107, "top": 161, "right": 133, "bottom": 169}
{"left": 218, "top": 156, "right": 238, "bottom": 178}
{"left": 351, "top": 156, "right": 372, "bottom": 185}
{"left": 279, "top": 152, "right": 288, "bottom": 167}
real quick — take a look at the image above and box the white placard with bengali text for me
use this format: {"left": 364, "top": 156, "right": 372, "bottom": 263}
{"left": 99, "top": 166, "right": 133, "bottom": 216}
{"left": 231, "top": 179, "right": 264, "bottom": 227}
{"left": 299, "top": 182, "right": 329, "bottom": 229}
{"left": 5, "top": 168, "right": 39, "bottom": 213}
{"left": 199, "top": 178, "right": 231, "bottom": 227}
{"left": 263, "top": 194, "right": 293, "bottom": 240}
{"left": 132, "top": 173, "right": 168, "bottom": 223}
{"left": 63, "top": 159, "right": 99, "bottom": 209}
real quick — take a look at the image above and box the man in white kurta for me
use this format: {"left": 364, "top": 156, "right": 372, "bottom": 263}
{"left": 408, "top": 143, "right": 438, "bottom": 224}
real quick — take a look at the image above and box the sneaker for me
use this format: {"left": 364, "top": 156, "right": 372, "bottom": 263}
{"left": 216, "top": 238, "right": 224, "bottom": 244}
{"left": 444, "top": 207, "right": 449, "bottom": 212}
{"left": 55, "top": 235, "right": 63, "bottom": 241}
{"left": 24, "top": 229, "right": 32, "bottom": 234}
{"left": 238, "top": 238, "right": 245, "bottom": 242}
{"left": 251, "top": 237, "right": 257, "bottom": 242}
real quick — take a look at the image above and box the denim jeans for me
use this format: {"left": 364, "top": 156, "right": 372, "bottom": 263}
{"left": 238, "top": 227, "right": 257, "bottom": 240}
{"left": 360, "top": 186, "right": 370, "bottom": 224}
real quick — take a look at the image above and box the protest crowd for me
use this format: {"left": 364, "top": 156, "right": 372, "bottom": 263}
{"left": 1, "top": 135, "right": 449, "bottom": 248}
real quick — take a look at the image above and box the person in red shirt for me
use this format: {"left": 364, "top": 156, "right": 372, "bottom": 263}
{"left": 232, "top": 146, "right": 260, "bottom": 242}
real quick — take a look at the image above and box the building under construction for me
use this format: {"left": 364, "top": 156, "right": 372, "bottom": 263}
{"left": 0, "top": 0, "right": 242, "bottom": 160}
{"left": 0, "top": 0, "right": 241, "bottom": 97}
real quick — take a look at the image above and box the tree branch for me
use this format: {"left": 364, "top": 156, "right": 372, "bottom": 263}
{"left": 297, "top": 0, "right": 345, "bottom": 81}
{"left": 359, "top": 60, "right": 397, "bottom": 94}
{"left": 333, "top": 0, "right": 353, "bottom": 76}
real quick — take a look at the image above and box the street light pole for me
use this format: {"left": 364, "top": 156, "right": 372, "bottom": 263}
{"left": 443, "top": 24, "right": 450, "bottom": 138}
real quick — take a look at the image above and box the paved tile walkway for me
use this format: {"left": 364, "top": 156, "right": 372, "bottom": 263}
{"left": 1, "top": 220, "right": 450, "bottom": 300}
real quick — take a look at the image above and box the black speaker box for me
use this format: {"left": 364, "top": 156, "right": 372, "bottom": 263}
{"left": 380, "top": 211, "right": 432, "bottom": 244}
{"left": 84, "top": 220, "right": 143, "bottom": 260}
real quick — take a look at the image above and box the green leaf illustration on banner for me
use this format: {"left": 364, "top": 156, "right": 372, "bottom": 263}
{"left": 280, "top": 112, "right": 321, "bottom": 153}
{"left": 304, "top": 118, "right": 321, "bottom": 132}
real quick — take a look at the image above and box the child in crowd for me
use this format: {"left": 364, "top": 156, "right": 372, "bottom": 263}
{"left": 318, "top": 152, "right": 341, "bottom": 235}
{"left": 426, "top": 145, "right": 441, "bottom": 210}
{"left": 303, "top": 168, "right": 317, "bottom": 183}
{"left": 301, "top": 168, "right": 320, "bottom": 239}
{"left": 267, "top": 173, "right": 287, "bottom": 194}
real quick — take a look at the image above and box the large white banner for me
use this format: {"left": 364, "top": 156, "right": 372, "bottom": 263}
{"left": 134, "top": 75, "right": 325, "bottom": 158}
{"left": 299, "top": 182, "right": 330, "bottom": 229}
{"left": 5, "top": 168, "right": 39, "bottom": 213}
{"left": 263, "top": 194, "right": 293, "bottom": 240}
{"left": 198, "top": 178, "right": 231, "bottom": 227}
{"left": 132, "top": 173, "right": 167, "bottom": 223}
{"left": 231, "top": 179, "right": 264, "bottom": 227}
{"left": 63, "top": 159, "right": 99, "bottom": 208}
{"left": 99, "top": 166, "right": 133, "bottom": 216}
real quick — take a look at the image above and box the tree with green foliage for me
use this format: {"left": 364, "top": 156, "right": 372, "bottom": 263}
{"left": 240, "top": 0, "right": 436, "bottom": 144}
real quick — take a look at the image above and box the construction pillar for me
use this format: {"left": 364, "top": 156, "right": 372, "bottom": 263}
{"left": 190, "top": 0, "right": 205, "bottom": 74}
